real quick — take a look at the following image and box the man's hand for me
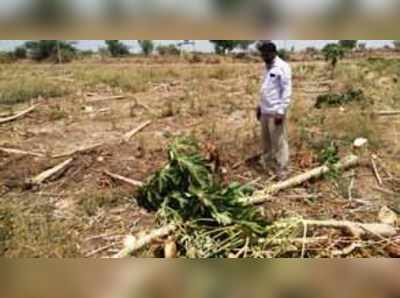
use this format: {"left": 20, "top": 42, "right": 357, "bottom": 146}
{"left": 256, "top": 106, "right": 262, "bottom": 121}
{"left": 274, "top": 114, "right": 284, "bottom": 126}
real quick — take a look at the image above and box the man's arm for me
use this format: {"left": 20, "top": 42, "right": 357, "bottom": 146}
{"left": 277, "top": 66, "right": 292, "bottom": 116}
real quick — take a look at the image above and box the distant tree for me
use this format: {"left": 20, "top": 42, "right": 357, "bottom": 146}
{"left": 322, "top": 43, "right": 346, "bottom": 77}
{"left": 138, "top": 40, "right": 154, "bottom": 56}
{"left": 339, "top": 40, "right": 358, "bottom": 50}
{"left": 210, "top": 40, "right": 254, "bottom": 55}
{"left": 393, "top": 41, "right": 400, "bottom": 51}
{"left": 277, "top": 49, "right": 290, "bottom": 61}
{"left": 237, "top": 41, "right": 255, "bottom": 51}
{"left": 105, "top": 40, "right": 130, "bottom": 57}
{"left": 210, "top": 40, "right": 237, "bottom": 55}
{"left": 305, "top": 47, "right": 319, "bottom": 57}
{"left": 24, "top": 40, "right": 77, "bottom": 62}
{"left": 157, "top": 44, "right": 180, "bottom": 56}
{"left": 14, "top": 46, "right": 27, "bottom": 59}
{"left": 358, "top": 43, "right": 367, "bottom": 51}
{"left": 98, "top": 47, "right": 110, "bottom": 61}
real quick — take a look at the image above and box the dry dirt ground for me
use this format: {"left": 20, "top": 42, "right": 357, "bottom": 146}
{"left": 0, "top": 54, "right": 399, "bottom": 257}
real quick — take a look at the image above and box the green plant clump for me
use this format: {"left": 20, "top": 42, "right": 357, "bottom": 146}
{"left": 315, "top": 89, "right": 365, "bottom": 109}
{"left": 137, "top": 137, "right": 268, "bottom": 257}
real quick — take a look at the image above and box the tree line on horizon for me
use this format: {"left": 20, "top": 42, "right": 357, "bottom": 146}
{"left": 2, "top": 40, "right": 400, "bottom": 63}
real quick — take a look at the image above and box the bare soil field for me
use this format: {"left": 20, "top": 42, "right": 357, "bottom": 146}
{"left": 0, "top": 54, "right": 399, "bottom": 257}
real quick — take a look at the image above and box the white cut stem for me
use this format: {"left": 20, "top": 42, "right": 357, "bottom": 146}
{"left": 301, "top": 221, "right": 308, "bottom": 258}
{"left": 247, "top": 155, "right": 360, "bottom": 205}
{"left": 112, "top": 224, "right": 177, "bottom": 258}
{"left": 303, "top": 219, "right": 397, "bottom": 238}
{"left": 87, "top": 95, "right": 125, "bottom": 103}
{"left": 0, "top": 105, "right": 37, "bottom": 125}
{"left": 371, "top": 158, "right": 383, "bottom": 185}
{"left": 0, "top": 147, "right": 44, "bottom": 157}
{"left": 29, "top": 158, "right": 73, "bottom": 185}
{"left": 375, "top": 111, "right": 400, "bottom": 116}
{"left": 123, "top": 120, "right": 151, "bottom": 142}
{"left": 348, "top": 172, "right": 355, "bottom": 201}
{"left": 104, "top": 170, "right": 144, "bottom": 187}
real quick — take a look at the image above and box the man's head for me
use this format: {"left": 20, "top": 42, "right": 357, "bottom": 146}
{"left": 257, "top": 41, "right": 277, "bottom": 65}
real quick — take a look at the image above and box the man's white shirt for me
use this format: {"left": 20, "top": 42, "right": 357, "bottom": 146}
{"left": 260, "top": 56, "right": 292, "bottom": 116}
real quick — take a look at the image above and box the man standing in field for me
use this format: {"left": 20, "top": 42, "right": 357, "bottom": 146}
{"left": 256, "top": 41, "right": 292, "bottom": 180}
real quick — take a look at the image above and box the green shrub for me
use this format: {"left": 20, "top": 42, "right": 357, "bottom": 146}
{"left": 278, "top": 49, "right": 290, "bottom": 61}
{"left": 393, "top": 41, "right": 400, "bottom": 51}
{"left": 157, "top": 44, "right": 180, "bottom": 56}
{"left": 339, "top": 40, "right": 358, "bottom": 50}
{"left": 0, "top": 52, "right": 16, "bottom": 63}
{"left": 210, "top": 40, "right": 254, "bottom": 55}
{"left": 25, "top": 40, "right": 77, "bottom": 62}
{"left": 105, "top": 40, "right": 130, "bottom": 57}
{"left": 322, "top": 43, "right": 346, "bottom": 69}
{"left": 14, "top": 47, "right": 27, "bottom": 59}
{"left": 315, "top": 88, "right": 365, "bottom": 109}
{"left": 138, "top": 40, "right": 154, "bottom": 56}
{"left": 318, "top": 140, "right": 340, "bottom": 165}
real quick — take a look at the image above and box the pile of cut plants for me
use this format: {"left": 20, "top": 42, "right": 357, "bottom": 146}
{"left": 113, "top": 138, "right": 399, "bottom": 258}
{"left": 136, "top": 137, "right": 270, "bottom": 258}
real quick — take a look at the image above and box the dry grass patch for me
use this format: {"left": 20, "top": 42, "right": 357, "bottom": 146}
{"left": 0, "top": 78, "right": 70, "bottom": 106}
{"left": 0, "top": 195, "right": 81, "bottom": 257}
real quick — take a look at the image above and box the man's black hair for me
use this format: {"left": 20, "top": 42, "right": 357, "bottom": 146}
{"left": 257, "top": 41, "right": 278, "bottom": 54}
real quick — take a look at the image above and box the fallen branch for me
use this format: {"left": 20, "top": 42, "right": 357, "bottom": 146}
{"left": 303, "top": 219, "right": 397, "bottom": 238}
{"left": 112, "top": 224, "right": 177, "bottom": 258}
{"left": 373, "top": 186, "right": 397, "bottom": 196}
{"left": 28, "top": 158, "right": 73, "bottom": 185}
{"left": 246, "top": 155, "right": 360, "bottom": 205}
{"left": 348, "top": 171, "right": 355, "bottom": 201}
{"left": 281, "top": 193, "right": 323, "bottom": 200}
{"left": 0, "top": 105, "right": 37, "bottom": 125}
{"left": 52, "top": 143, "right": 103, "bottom": 158}
{"left": 86, "top": 95, "right": 125, "bottom": 103}
{"left": 86, "top": 243, "right": 117, "bottom": 258}
{"left": 84, "top": 107, "right": 111, "bottom": 114}
{"left": 267, "top": 236, "right": 329, "bottom": 246}
{"left": 375, "top": 111, "right": 400, "bottom": 116}
{"left": 0, "top": 147, "right": 45, "bottom": 157}
{"left": 123, "top": 120, "right": 151, "bottom": 142}
{"left": 96, "top": 108, "right": 111, "bottom": 114}
{"left": 371, "top": 157, "right": 383, "bottom": 185}
{"left": 104, "top": 170, "right": 144, "bottom": 187}
{"left": 332, "top": 242, "right": 363, "bottom": 257}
